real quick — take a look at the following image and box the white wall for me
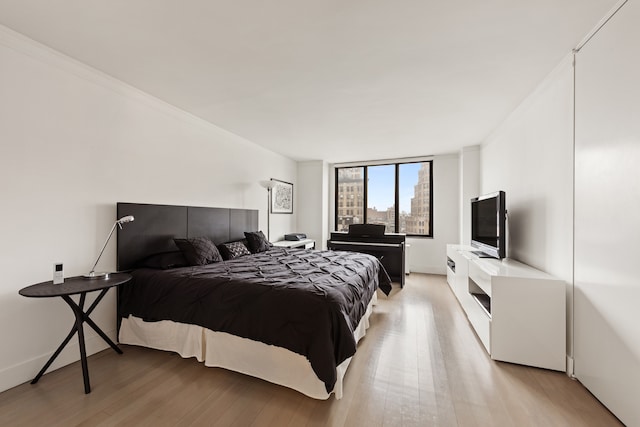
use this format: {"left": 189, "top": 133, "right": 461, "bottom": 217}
{"left": 0, "top": 26, "right": 296, "bottom": 392}
{"left": 479, "top": 55, "right": 574, "bottom": 361}
{"left": 408, "top": 154, "right": 459, "bottom": 274}
{"left": 297, "top": 160, "right": 329, "bottom": 249}
{"left": 458, "top": 145, "right": 480, "bottom": 245}
{"left": 480, "top": 56, "right": 574, "bottom": 281}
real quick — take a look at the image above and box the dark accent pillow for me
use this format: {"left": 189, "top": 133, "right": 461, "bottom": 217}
{"left": 244, "top": 231, "right": 273, "bottom": 254}
{"left": 138, "top": 251, "right": 187, "bottom": 270}
{"left": 173, "top": 237, "right": 223, "bottom": 266}
{"left": 219, "top": 241, "right": 251, "bottom": 260}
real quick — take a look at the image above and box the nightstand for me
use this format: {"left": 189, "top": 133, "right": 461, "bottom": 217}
{"left": 19, "top": 273, "right": 132, "bottom": 393}
{"left": 272, "top": 238, "right": 315, "bottom": 249}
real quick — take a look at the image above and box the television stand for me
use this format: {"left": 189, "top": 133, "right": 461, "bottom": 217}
{"left": 446, "top": 244, "right": 566, "bottom": 371}
{"left": 470, "top": 250, "right": 493, "bottom": 258}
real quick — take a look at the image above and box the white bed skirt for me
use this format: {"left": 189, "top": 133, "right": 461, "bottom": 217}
{"left": 119, "top": 292, "right": 377, "bottom": 400}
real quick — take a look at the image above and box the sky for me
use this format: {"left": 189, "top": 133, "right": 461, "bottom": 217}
{"left": 367, "top": 162, "right": 421, "bottom": 213}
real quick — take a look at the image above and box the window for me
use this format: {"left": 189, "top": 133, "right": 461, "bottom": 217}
{"left": 399, "top": 162, "right": 431, "bottom": 235}
{"left": 335, "top": 161, "right": 432, "bottom": 236}
{"left": 367, "top": 164, "right": 396, "bottom": 232}
{"left": 335, "top": 167, "right": 364, "bottom": 231}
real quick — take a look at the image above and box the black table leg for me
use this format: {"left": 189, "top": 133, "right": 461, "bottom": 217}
{"left": 66, "top": 293, "right": 91, "bottom": 393}
{"left": 31, "top": 290, "right": 123, "bottom": 394}
{"left": 30, "top": 324, "right": 79, "bottom": 385}
{"left": 82, "top": 289, "right": 123, "bottom": 355}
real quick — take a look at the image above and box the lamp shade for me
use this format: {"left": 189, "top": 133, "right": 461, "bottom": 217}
{"left": 117, "top": 215, "right": 135, "bottom": 224}
{"left": 259, "top": 180, "right": 278, "bottom": 190}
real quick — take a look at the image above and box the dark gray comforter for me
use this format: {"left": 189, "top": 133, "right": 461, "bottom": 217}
{"left": 118, "top": 248, "right": 392, "bottom": 392}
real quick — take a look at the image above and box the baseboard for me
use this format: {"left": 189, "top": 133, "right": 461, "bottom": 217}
{"left": 409, "top": 266, "right": 447, "bottom": 275}
{"left": 0, "top": 328, "right": 117, "bottom": 393}
{"left": 567, "top": 355, "right": 575, "bottom": 378}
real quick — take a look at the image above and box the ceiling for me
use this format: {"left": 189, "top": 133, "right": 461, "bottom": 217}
{"left": 0, "top": 1, "right": 617, "bottom": 163}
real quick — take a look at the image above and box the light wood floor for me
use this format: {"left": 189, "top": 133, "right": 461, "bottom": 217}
{"left": 0, "top": 274, "right": 621, "bottom": 426}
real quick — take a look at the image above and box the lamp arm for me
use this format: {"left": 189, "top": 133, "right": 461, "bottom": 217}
{"left": 89, "top": 221, "right": 120, "bottom": 274}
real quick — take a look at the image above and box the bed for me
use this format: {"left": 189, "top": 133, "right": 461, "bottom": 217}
{"left": 116, "top": 202, "right": 392, "bottom": 399}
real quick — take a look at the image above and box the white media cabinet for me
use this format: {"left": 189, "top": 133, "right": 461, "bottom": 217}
{"left": 446, "top": 244, "right": 566, "bottom": 371}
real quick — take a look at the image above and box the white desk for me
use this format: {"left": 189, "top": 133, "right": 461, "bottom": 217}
{"left": 272, "top": 239, "right": 315, "bottom": 249}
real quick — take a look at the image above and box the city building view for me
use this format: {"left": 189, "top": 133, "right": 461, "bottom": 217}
{"left": 336, "top": 167, "right": 365, "bottom": 231}
{"left": 336, "top": 162, "right": 431, "bottom": 235}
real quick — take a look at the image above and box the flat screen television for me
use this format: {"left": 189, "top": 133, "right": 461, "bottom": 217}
{"left": 471, "top": 191, "right": 506, "bottom": 259}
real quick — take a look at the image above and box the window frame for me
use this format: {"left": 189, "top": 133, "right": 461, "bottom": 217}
{"left": 334, "top": 160, "right": 433, "bottom": 237}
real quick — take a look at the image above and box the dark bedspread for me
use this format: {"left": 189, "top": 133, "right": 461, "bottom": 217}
{"left": 119, "top": 248, "right": 392, "bottom": 392}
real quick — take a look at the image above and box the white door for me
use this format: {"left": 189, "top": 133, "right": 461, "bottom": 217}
{"left": 574, "top": 2, "right": 640, "bottom": 425}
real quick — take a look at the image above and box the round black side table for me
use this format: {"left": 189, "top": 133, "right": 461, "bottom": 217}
{"left": 19, "top": 273, "right": 132, "bottom": 394}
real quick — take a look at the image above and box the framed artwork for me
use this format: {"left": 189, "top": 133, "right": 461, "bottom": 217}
{"left": 270, "top": 179, "right": 293, "bottom": 214}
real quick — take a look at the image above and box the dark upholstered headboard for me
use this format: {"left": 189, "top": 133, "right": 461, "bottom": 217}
{"left": 116, "top": 202, "right": 258, "bottom": 271}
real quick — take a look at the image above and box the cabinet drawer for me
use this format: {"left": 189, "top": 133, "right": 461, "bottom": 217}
{"left": 447, "top": 267, "right": 455, "bottom": 287}
{"left": 469, "top": 262, "right": 492, "bottom": 296}
{"left": 466, "top": 302, "right": 491, "bottom": 353}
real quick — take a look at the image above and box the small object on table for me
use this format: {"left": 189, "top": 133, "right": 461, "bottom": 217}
{"left": 19, "top": 273, "right": 132, "bottom": 394}
{"left": 272, "top": 238, "right": 315, "bottom": 249}
{"left": 53, "top": 262, "right": 64, "bottom": 284}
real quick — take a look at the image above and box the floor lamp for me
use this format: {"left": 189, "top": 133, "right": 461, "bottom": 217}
{"left": 259, "top": 180, "right": 277, "bottom": 241}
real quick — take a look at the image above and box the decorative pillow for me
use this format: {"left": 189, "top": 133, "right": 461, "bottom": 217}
{"left": 244, "top": 231, "right": 273, "bottom": 254}
{"left": 219, "top": 240, "right": 251, "bottom": 260}
{"left": 173, "top": 237, "right": 223, "bottom": 266}
{"left": 138, "top": 251, "right": 187, "bottom": 270}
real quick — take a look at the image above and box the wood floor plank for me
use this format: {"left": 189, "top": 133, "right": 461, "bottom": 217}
{"left": 0, "top": 274, "right": 623, "bottom": 427}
